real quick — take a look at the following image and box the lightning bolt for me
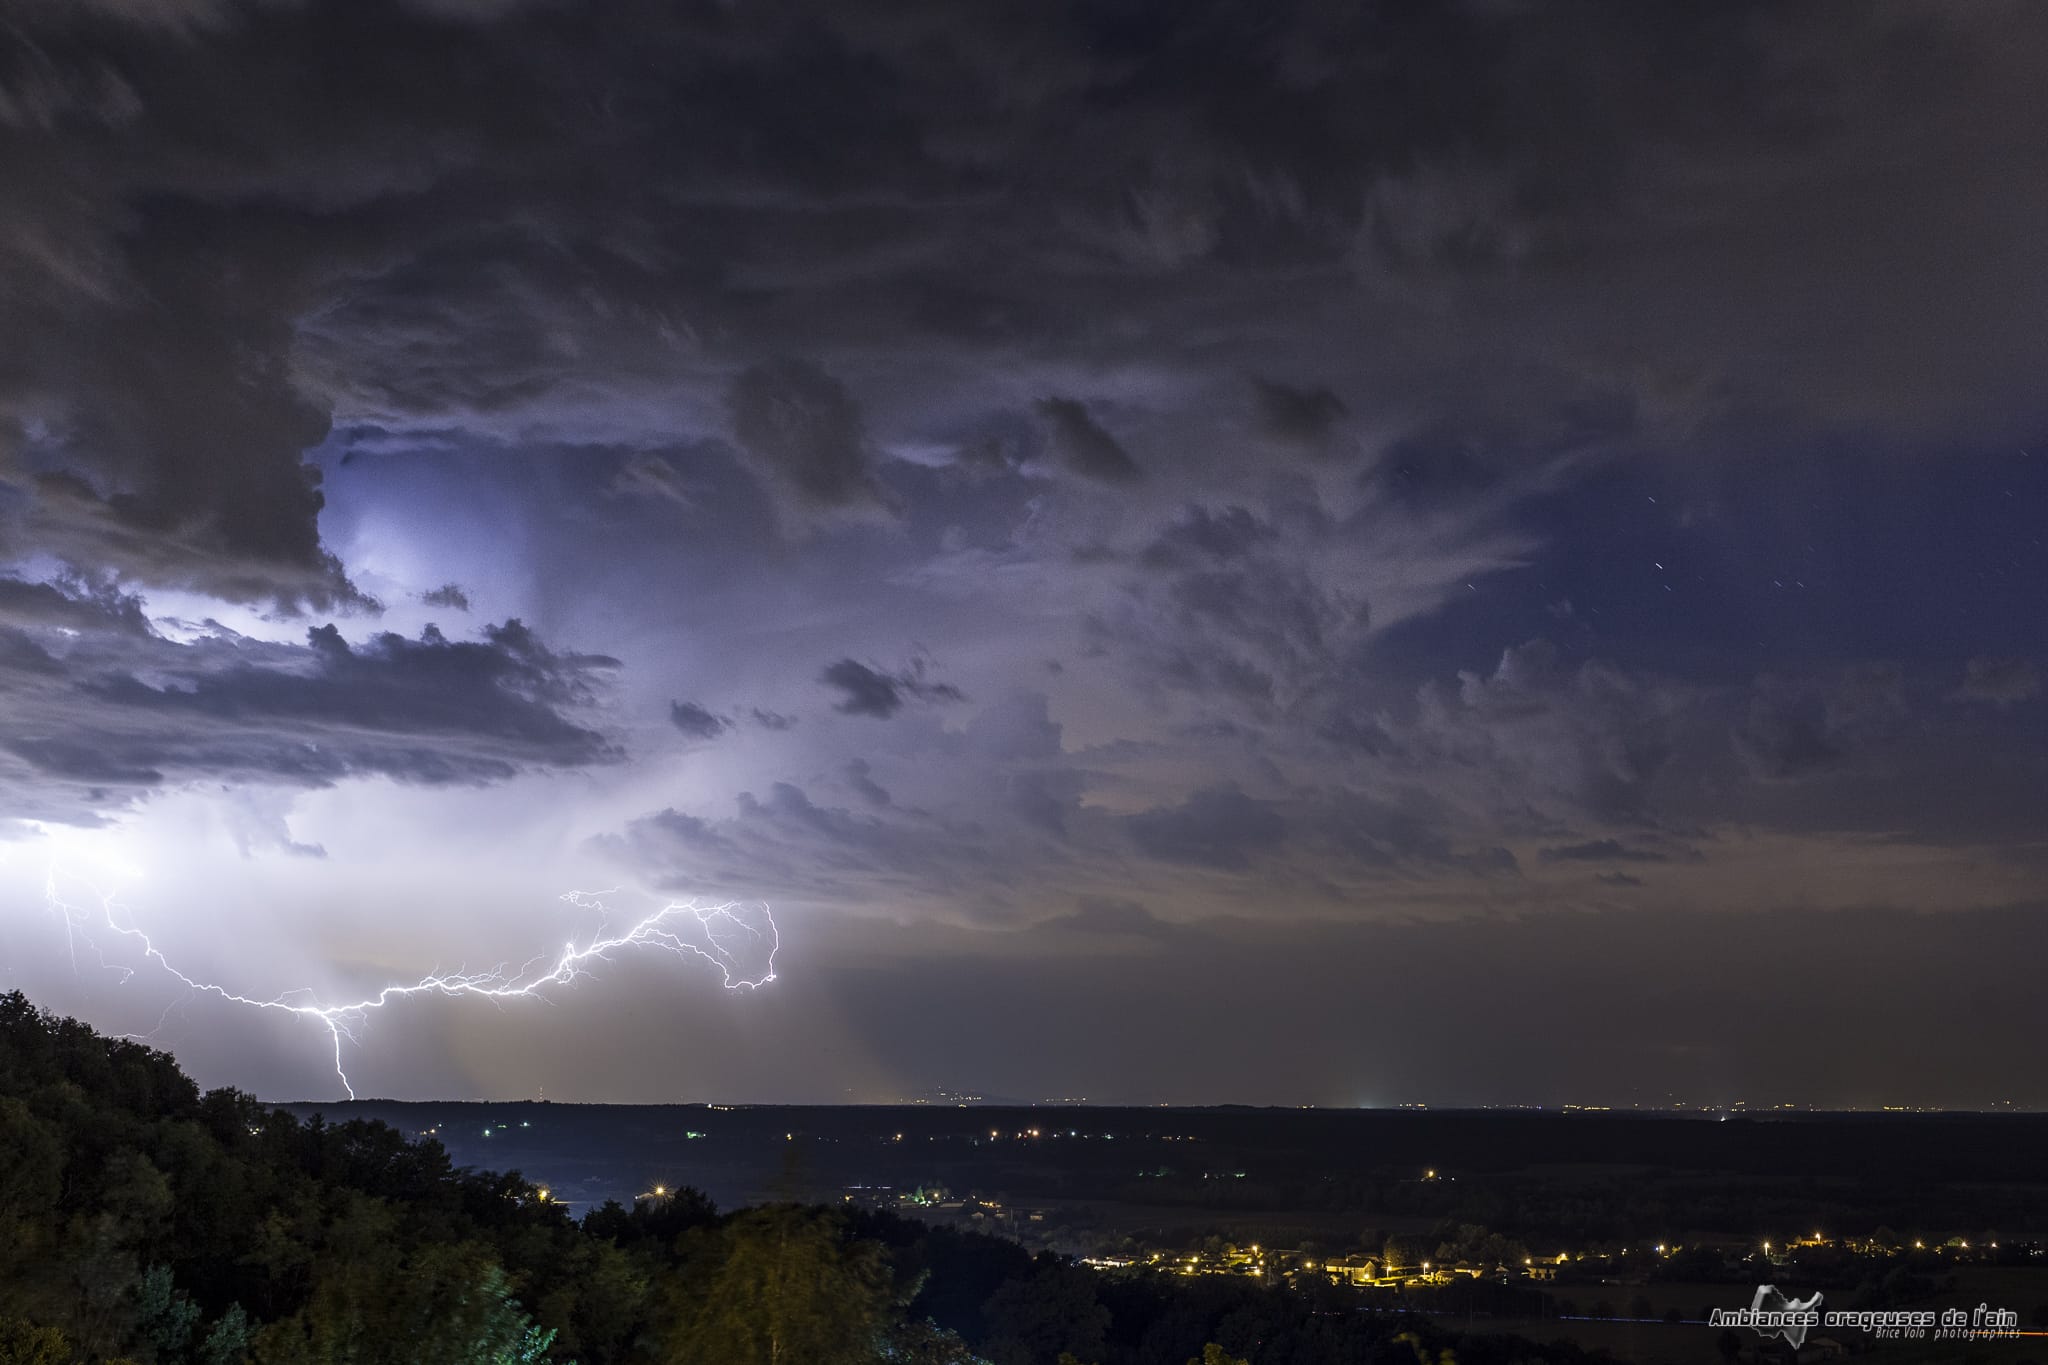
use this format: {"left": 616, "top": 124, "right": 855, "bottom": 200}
{"left": 40, "top": 869, "right": 777, "bottom": 1099}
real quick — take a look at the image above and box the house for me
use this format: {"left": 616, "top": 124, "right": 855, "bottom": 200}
{"left": 1318, "top": 1254, "right": 1382, "bottom": 1286}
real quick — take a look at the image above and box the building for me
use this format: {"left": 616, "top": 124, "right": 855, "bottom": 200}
{"left": 1318, "top": 1254, "right": 1382, "bottom": 1286}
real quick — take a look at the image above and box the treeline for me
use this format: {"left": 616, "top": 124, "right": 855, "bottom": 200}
{"left": 0, "top": 993, "right": 1605, "bottom": 1365}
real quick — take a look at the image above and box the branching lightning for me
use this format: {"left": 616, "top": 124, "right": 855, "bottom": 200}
{"left": 39, "top": 869, "right": 777, "bottom": 1099}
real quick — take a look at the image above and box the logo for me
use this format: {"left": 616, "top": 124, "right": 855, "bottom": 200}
{"left": 1710, "top": 1286, "right": 2025, "bottom": 1345}
{"left": 1710, "top": 1285, "right": 1824, "bottom": 1349}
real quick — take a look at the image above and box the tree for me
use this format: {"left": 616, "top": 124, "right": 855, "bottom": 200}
{"left": 981, "top": 1261, "right": 1109, "bottom": 1365}
{"left": 255, "top": 1244, "right": 559, "bottom": 1365}
{"left": 197, "top": 1305, "right": 253, "bottom": 1365}
{"left": 663, "top": 1207, "right": 890, "bottom": 1365}
{"left": 134, "top": 1265, "right": 201, "bottom": 1361}
{"left": 0, "top": 1318, "right": 74, "bottom": 1365}
{"left": 1188, "top": 1346, "right": 1250, "bottom": 1365}
{"left": 888, "top": 1321, "right": 990, "bottom": 1364}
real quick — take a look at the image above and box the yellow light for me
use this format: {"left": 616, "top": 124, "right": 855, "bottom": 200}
{"left": 538, "top": 1189, "right": 549, "bottom": 1201}
{"left": 654, "top": 1185, "right": 666, "bottom": 1197}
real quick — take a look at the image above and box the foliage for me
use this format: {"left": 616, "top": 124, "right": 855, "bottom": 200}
{"left": 660, "top": 1206, "right": 891, "bottom": 1365}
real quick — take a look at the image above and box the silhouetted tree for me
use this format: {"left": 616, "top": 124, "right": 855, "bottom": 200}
{"left": 661, "top": 1206, "right": 889, "bottom": 1365}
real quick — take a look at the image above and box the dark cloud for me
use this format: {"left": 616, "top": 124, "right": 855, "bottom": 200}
{"left": 726, "top": 358, "right": 886, "bottom": 513}
{"left": 4, "top": 0, "right": 2044, "bottom": 619}
{"left": 1308, "top": 788, "right": 1518, "bottom": 878}
{"left": 3, "top": 0, "right": 2046, "bottom": 1104}
{"left": 1733, "top": 686, "right": 1841, "bottom": 782}
{"left": 1735, "top": 665, "right": 1907, "bottom": 783}
{"left": 0, "top": 575, "right": 151, "bottom": 635}
{"left": 819, "top": 657, "right": 964, "bottom": 719}
{"left": 1364, "top": 424, "right": 1502, "bottom": 507}
{"left": 1090, "top": 523, "right": 1376, "bottom": 719}
{"left": 0, "top": 578, "right": 618, "bottom": 824}
{"left": 0, "top": 0, "right": 2035, "bottom": 630}
{"left": 821, "top": 660, "right": 903, "bottom": 718}
{"left": 1138, "top": 505, "right": 1278, "bottom": 570}
{"left": 1250, "top": 377, "right": 1347, "bottom": 449}
{"left": 843, "top": 757, "right": 891, "bottom": 807}
{"left": 1125, "top": 785, "right": 1286, "bottom": 871}
{"left": 1034, "top": 398, "right": 1143, "bottom": 486}
{"left": 1404, "top": 641, "right": 1689, "bottom": 820}
{"left": 418, "top": 582, "right": 471, "bottom": 611}
{"left": 667, "top": 700, "right": 729, "bottom": 740}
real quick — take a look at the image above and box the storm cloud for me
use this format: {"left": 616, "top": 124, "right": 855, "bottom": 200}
{"left": 0, "top": 0, "right": 2044, "bottom": 1104}
{"left": 0, "top": 578, "right": 618, "bottom": 827}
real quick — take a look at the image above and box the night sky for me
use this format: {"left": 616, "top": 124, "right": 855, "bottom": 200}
{"left": 2, "top": 0, "right": 2045, "bottom": 1107}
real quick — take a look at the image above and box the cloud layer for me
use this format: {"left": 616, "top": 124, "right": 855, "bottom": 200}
{"left": 0, "top": 0, "right": 2043, "bottom": 1102}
